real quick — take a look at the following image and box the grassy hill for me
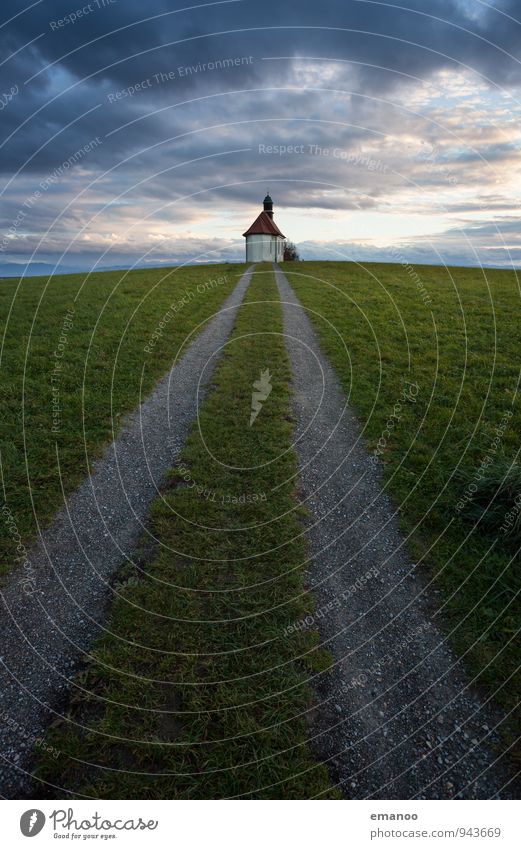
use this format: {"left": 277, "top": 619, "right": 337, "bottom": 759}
{"left": 1, "top": 259, "right": 519, "bottom": 793}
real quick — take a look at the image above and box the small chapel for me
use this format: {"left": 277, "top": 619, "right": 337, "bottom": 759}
{"left": 243, "top": 192, "right": 286, "bottom": 262}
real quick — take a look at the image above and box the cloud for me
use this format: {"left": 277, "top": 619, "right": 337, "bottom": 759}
{"left": 1, "top": 0, "right": 521, "bottom": 270}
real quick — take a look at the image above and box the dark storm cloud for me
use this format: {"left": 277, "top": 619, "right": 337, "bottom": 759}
{"left": 5, "top": 0, "right": 521, "bottom": 86}
{"left": 2, "top": 0, "right": 521, "bottom": 173}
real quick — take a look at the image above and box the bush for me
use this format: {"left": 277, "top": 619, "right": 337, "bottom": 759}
{"left": 283, "top": 241, "right": 300, "bottom": 261}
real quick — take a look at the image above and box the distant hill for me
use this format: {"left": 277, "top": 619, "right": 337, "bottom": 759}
{"left": 0, "top": 262, "right": 86, "bottom": 278}
{"left": 0, "top": 260, "right": 229, "bottom": 279}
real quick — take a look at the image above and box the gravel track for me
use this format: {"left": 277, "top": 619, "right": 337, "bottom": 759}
{"left": 275, "top": 264, "right": 517, "bottom": 800}
{"left": 0, "top": 265, "right": 254, "bottom": 799}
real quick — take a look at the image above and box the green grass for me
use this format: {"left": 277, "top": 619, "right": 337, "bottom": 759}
{"left": 35, "top": 266, "right": 337, "bottom": 799}
{"left": 283, "top": 260, "right": 521, "bottom": 756}
{"left": 0, "top": 264, "right": 245, "bottom": 574}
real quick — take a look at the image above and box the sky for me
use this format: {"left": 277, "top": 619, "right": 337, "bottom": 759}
{"left": 1, "top": 0, "right": 521, "bottom": 274}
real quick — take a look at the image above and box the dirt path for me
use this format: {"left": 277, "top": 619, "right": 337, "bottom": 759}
{"left": 0, "top": 266, "right": 254, "bottom": 799}
{"left": 275, "top": 264, "right": 516, "bottom": 800}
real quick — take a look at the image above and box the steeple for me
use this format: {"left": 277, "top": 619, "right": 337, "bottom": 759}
{"left": 263, "top": 190, "right": 273, "bottom": 218}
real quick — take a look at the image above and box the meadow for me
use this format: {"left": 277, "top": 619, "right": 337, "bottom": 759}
{"left": 0, "top": 264, "right": 245, "bottom": 574}
{"left": 1, "top": 259, "right": 519, "bottom": 794}
{"left": 284, "top": 261, "right": 520, "bottom": 759}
